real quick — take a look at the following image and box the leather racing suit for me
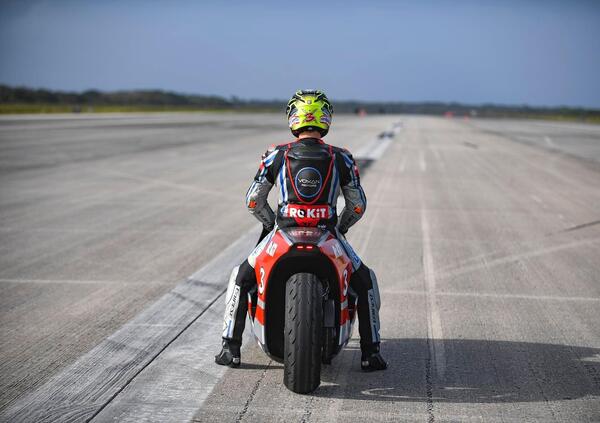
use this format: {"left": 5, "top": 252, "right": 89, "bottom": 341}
{"left": 221, "top": 137, "right": 382, "bottom": 356}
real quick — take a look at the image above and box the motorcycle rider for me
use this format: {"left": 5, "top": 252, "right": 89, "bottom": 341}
{"left": 215, "top": 89, "right": 387, "bottom": 372}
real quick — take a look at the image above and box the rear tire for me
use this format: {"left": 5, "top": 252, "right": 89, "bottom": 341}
{"left": 322, "top": 327, "right": 335, "bottom": 364}
{"left": 283, "top": 273, "right": 323, "bottom": 394}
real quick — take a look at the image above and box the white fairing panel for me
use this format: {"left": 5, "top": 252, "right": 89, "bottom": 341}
{"left": 251, "top": 319, "right": 267, "bottom": 352}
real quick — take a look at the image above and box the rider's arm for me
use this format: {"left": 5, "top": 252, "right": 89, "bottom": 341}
{"left": 337, "top": 150, "right": 367, "bottom": 234}
{"left": 245, "top": 148, "right": 279, "bottom": 230}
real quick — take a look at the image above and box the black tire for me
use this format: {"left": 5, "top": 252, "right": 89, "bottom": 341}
{"left": 322, "top": 327, "right": 335, "bottom": 364}
{"left": 283, "top": 273, "right": 323, "bottom": 394}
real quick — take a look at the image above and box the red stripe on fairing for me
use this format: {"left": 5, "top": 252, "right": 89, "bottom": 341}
{"left": 255, "top": 305, "right": 265, "bottom": 325}
{"left": 341, "top": 306, "right": 349, "bottom": 324}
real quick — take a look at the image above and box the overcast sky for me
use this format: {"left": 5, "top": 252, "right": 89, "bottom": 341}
{"left": 1, "top": 0, "right": 599, "bottom": 108}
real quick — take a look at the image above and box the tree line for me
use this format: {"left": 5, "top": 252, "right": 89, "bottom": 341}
{"left": 1, "top": 84, "right": 598, "bottom": 119}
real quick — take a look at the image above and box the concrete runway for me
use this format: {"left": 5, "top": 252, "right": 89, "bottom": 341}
{"left": 1, "top": 114, "right": 599, "bottom": 422}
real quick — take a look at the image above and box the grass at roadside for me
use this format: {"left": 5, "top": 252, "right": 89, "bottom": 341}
{"left": 0, "top": 104, "right": 279, "bottom": 114}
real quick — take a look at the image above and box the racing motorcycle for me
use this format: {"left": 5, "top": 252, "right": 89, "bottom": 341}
{"left": 233, "top": 226, "right": 358, "bottom": 394}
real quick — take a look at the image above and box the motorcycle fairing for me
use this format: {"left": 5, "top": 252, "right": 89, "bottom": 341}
{"left": 248, "top": 227, "right": 357, "bottom": 359}
{"left": 248, "top": 230, "right": 292, "bottom": 351}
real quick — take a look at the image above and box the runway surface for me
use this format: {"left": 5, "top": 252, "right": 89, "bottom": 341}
{"left": 1, "top": 114, "right": 599, "bottom": 422}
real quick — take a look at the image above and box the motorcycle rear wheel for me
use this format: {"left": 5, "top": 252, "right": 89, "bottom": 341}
{"left": 283, "top": 272, "right": 323, "bottom": 394}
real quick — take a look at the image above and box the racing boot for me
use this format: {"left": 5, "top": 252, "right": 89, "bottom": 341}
{"left": 214, "top": 339, "right": 241, "bottom": 368}
{"left": 361, "top": 344, "right": 387, "bottom": 372}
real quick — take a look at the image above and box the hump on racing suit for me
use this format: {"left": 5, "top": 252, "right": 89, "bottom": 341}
{"left": 245, "top": 137, "right": 367, "bottom": 233}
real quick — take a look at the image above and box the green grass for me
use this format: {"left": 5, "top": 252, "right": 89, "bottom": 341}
{"left": 0, "top": 103, "right": 230, "bottom": 114}
{"left": 0, "top": 103, "right": 280, "bottom": 114}
{"left": 0, "top": 104, "right": 76, "bottom": 114}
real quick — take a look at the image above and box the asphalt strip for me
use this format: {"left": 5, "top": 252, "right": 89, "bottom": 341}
{"left": 0, "top": 126, "right": 400, "bottom": 423}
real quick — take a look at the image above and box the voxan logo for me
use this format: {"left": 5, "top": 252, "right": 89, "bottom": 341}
{"left": 298, "top": 178, "right": 319, "bottom": 187}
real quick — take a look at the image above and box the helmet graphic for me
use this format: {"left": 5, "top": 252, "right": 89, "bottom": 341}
{"left": 286, "top": 89, "right": 334, "bottom": 137}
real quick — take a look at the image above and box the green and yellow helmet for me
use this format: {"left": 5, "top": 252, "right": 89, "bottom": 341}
{"left": 286, "top": 89, "right": 334, "bottom": 137}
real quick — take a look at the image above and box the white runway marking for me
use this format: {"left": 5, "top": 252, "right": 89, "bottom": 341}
{"left": 419, "top": 151, "right": 427, "bottom": 172}
{"left": 369, "top": 137, "right": 394, "bottom": 160}
{"left": 440, "top": 238, "right": 600, "bottom": 280}
{"left": 386, "top": 288, "right": 600, "bottom": 303}
{"left": 544, "top": 135, "right": 555, "bottom": 147}
{"left": 354, "top": 124, "right": 399, "bottom": 160}
{"left": 399, "top": 156, "right": 407, "bottom": 172}
{"left": 102, "top": 169, "right": 239, "bottom": 200}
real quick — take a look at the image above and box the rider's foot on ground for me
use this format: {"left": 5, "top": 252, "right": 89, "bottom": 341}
{"left": 361, "top": 352, "right": 388, "bottom": 372}
{"left": 214, "top": 339, "right": 241, "bottom": 368}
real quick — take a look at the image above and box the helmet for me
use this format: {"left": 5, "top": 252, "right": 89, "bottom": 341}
{"left": 286, "top": 89, "right": 334, "bottom": 137}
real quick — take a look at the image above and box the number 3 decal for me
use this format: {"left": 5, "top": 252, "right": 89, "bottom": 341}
{"left": 258, "top": 267, "right": 265, "bottom": 294}
{"left": 342, "top": 269, "right": 349, "bottom": 296}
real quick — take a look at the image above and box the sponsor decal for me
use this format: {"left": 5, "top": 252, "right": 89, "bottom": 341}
{"left": 226, "top": 286, "right": 240, "bottom": 318}
{"left": 295, "top": 167, "right": 322, "bottom": 198}
{"left": 284, "top": 204, "right": 331, "bottom": 227}
{"left": 287, "top": 228, "right": 321, "bottom": 238}
{"left": 266, "top": 241, "right": 278, "bottom": 256}
{"left": 223, "top": 285, "right": 241, "bottom": 337}
{"left": 368, "top": 289, "right": 381, "bottom": 342}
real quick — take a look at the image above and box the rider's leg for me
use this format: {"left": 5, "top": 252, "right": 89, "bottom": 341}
{"left": 350, "top": 263, "right": 381, "bottom": 354}
{"left": 216, "top": 229, "right": 275, "bottom": 367}
{"left": 350, "top": 263, "right": 387, "bottom": 370}
{"left": 337, "top": 232, "right": 387, "bottom": 371}
{"left": 215, "top": 260, "right": 256, "bottom": 367}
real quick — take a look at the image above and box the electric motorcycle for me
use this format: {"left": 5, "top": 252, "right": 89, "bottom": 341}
{"left": 236, "top": 226, "right": 358, "bottom": 394}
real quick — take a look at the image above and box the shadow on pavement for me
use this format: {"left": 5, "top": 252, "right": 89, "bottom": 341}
{"left": 316, "top": 338, "right": 600, "bottom": 403}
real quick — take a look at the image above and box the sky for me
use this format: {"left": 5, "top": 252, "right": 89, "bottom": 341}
{"left": 0, "top": 0, "right": 599, "bottom": 108}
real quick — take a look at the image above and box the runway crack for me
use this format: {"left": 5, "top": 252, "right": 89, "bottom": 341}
{"left": 563, "top": 219, "right": 600, "bottom": 233}
{"left": 300, "top": 395, "right": 315, "bottom": 423}
{"left": 235, "top": 359, "right": 271, "bottom": 422}
{"left": 425, "top": 339, "right": 435, "bottom": 423}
